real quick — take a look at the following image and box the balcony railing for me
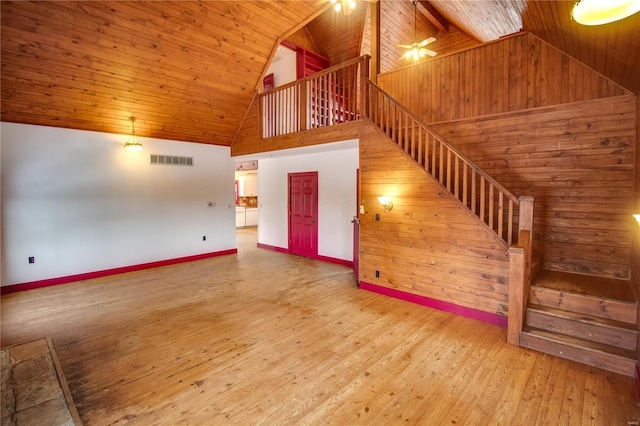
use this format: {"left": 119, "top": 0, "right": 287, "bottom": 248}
{"left": 259, "top": 55, "right": 370, "bottom": 138}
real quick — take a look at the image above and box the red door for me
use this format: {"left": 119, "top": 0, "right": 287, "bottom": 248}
{"left": 352, "top": 169, "right": 360, "bottom": 285}
{"left": 289, "top": 172, "right": 318, "bottom": 257}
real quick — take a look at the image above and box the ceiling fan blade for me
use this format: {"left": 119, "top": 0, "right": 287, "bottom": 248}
{"left": 421, "top": 48, "right": 438, "bottom": 57}
{"left": 418, "top": 37, "right": 437, "bottom": 47}
{"left": 396, "top": 44, "right": 414, "bottom": 49}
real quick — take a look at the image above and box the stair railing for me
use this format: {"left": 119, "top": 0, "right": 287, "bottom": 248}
{"left": 364, "top": 80, "right": 526, "bottom": 246}
{"left": 259, "top": 55, "right": 370, "bottom": 138}
{"left": 364, "top": 80, "right": 535, "bottom": 342}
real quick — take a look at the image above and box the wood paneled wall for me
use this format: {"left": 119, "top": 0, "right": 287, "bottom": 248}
{"left": 377, "top": 32, "right": 629, "bottom": 124}
{"left": 285, "top": 28, "right": 320, "bottom": 55}
{"left": 431, "top": 95, "right": 637, "bottom": 280}
{"left": 360, "top": 2, "right": 479, "bottom": 75}
{"left": 359, "top": 122, "right": 510, "bottom": 316}
{"left": 634, "top": 101, "right": 640, "bottom": 307}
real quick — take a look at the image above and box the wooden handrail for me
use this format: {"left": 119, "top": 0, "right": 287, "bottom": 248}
{"left": 365, "top": 80, "right": 519, "bottom": 206}
{"left": 364, "top": 79, "right": 524, "bottom": 246}
{"left": 261, "top": 55, "right": 370, "bottom": 96}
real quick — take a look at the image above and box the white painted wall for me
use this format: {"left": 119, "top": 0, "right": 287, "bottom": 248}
{"left": 256, "top": 144, "right": 358, "bottom": 261}
{"left": 266, "top": 45, "right": 297, "bottom": 88}
{"left": 1, "top": 122, "right": 236, "bottom": 286}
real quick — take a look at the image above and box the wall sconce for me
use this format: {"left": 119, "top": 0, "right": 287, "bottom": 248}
{"left": 378, "top": 196, "right": 393, "bottom": 211}
{"left": 123, "top": 116, "right": 143, "bottom": 151}
{"left": 572, "top": 0, "right": 640, "bottom": 25}
{"left": 634, "top": 214, "right": 640, "bottom": 225}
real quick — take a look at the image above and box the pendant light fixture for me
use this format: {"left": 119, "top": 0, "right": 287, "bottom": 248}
{"left": 572, "top": 0, "right": 640, "bottom": 25}
{"left": 123, "top": 116, "right": 143, "bottom": 151}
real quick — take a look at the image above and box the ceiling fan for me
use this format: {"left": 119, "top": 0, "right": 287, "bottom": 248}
{"left": 397, "top": 1, "right": 438, "bottom": 60}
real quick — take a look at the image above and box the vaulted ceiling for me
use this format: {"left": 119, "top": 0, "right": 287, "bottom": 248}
{"left": 1, "top": 1, "right": 639, "bottom": 147}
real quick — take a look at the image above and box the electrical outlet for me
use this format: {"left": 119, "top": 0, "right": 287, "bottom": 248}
{"left": 202, "top": 236, "right": 206, "bottom": 241}
{"left": 375, "top": 270, "right": 380, "bottom": 278}
{"left": 28, "top": 256, "right": 35, "bottom": 264}
{"left": 207, "top": 201, "right": 216, "bottom": 207}
{"left": 375, "top": 213, "right": 380, "bottom": 221}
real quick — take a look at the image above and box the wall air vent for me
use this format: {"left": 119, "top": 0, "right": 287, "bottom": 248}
{"left": 150, "top": 154, "right": 194, "bottom": 166}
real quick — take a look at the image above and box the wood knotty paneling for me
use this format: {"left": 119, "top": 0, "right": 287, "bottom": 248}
{"left": 634, "top": 102, "right": 640, "bottom": 340}
{"left": 0, "top": 1, "right": 322, "bottom": 146}
{"left": 522, "top": 1, "right": 640, "bottom": 96}
{"left": 306, "top": 4, "right": 367, "bottom": 66}
{"left": 377, "top": 32, "right": 629, "bottom": 125}
{"left": 360, "top": 1, "right": 479, "bottom": 75}
{"left": 359, "top": 122, "right": 510, "bottom": 316}
{"left": 431, "top": 95, "right": 637, "bottom": 280}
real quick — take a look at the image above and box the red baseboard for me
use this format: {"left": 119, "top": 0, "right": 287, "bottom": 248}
{"left": 314, "top": 254, "right": 353, "bottom": 267}
{"left": 359, "top": 281, "right": 508, "bottom": 328}
{"left": 257, "top": 243, "right": 353, "bottom": 267}
{"left": 257, "top": 242, "right": 289, "bottom": 254}
{"left": 1, "top": 249, "right": 238, "bottom": 295}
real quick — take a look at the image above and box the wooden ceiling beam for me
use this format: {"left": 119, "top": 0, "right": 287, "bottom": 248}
{"left": 416, "top": 1, "right": 449, "bottom": 33}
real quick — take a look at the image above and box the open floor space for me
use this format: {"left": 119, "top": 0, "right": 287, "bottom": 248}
{"left": 1, "top": 229, "right": 639, "bottom": 425}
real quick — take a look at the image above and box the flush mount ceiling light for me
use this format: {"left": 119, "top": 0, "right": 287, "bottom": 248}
{"left": 330, "top": 0, "right": 356, "bottom": 15}
{"left": 572, "top": 0, "right": 640, "bottom": 25}
{"left": 123, "top": 116, "right": 143, "bottom": 152}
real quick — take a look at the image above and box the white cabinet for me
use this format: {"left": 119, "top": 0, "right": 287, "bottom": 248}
{"left": 245, "top": 208, "right": 258, "bottom": 227}
{"left": 235, "top": 207, "right": 246, "bottom": 228}
{"left": 238, "top": 175, "right": 258, "bottom": 196}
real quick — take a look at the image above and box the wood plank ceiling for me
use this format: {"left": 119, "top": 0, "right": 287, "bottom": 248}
{"left": 0, "top": 1, "right": 321, "bottom": 146}
{"left": 428, "top": 0, "right": 640, "bottom": 95}
{"left": 1, "top": 1, "right": 639, "bottom": 147}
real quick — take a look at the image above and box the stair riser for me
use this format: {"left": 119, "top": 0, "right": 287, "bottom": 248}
{"left": 530, "top": 287, "right": 637, "bottom": 324}
{"left": 526, "top": 309, "right": 637, "bottom": 351}
{"left": 520, "top": 332, "right": 636, "bottom": 377}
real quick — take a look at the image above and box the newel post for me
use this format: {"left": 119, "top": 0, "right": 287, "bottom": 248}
{"left": 360, "top": 55, "right": 370, "bottom": 119}
{"left": 507, "top": 196, "right": 534, "bottom": 346}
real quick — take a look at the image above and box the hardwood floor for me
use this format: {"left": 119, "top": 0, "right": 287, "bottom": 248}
{"left": 2, "top": 228, "right": 639, "bottom": 425}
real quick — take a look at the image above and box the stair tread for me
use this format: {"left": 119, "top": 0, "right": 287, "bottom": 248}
{"left": 527, "top": 303, "right": 638, "bottom": 330}
{"left": 532, "top": 269, "right": 636, "bottom": 303}
{"left": 522, "top": 326, "right": 637, "bottom": 360}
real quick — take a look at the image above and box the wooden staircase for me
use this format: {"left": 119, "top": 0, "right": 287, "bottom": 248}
{"left": 262, "top": 59, "right": 639, "bottom": 376}
{"left": 519, "top": 269, "right": 638, "bottom": 376}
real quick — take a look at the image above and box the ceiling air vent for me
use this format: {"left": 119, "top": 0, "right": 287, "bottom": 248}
{"left": 150, "top": 154, "right": 194, "bottom": 166}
